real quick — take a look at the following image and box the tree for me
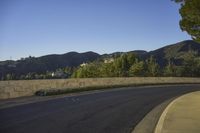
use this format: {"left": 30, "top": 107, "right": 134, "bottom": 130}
{"left": 112, "top": 54, "right": 127, "bottom": 77}
{"left": 113, "top": 53, "right": 136, "bottom": 76}
{"left": 5, "top": 74, "right": 13, "bottom": 80}
{"left": 73, "top": 63, "right": 101, "bottom": 78}
{"left": 163, "top": 60, "right": 177, "bottom": 76}
{"left": 100, "top": 63, "right": 116, "bottom": 77}
{"left": 127, "top": 53, "right": 136, "bottom": 67}
{"left": 72, "top": 53, "right": 137, "bottom": 78}
{"left": 25, "top": 72, "right": 36, "bottom": 79}
{"left": 173, "top": 0, "right": 200, "bottom": 42}
{"left": 129, "top": 60, "right": 145, "bottom": 76}
{"left": 146, "top": 56, "right": 160, "bottom": 76}
{"left": 181, "top": 50, "right": 200, "bottom": 76}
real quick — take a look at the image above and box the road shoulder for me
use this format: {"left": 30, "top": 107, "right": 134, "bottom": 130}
{"left": 132, "top": 98, "right": 176, "bottom": 133}
{"left": 155, "top": 91, "right": 200, "bottom": 133}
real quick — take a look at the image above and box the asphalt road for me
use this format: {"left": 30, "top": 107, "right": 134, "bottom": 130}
{"left": 0, "top": 85, "right": 200, "bottom": 133}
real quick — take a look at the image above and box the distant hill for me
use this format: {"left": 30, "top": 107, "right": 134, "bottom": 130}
{"left": 0, "top": 51, "right": 100, "bottom": 78}
{"left": 0, "top": 40, "right": 200, "bottom": 79}
{"left": 101, "top": 40, "right": 200, "bottom": 66}
{"left": 142, "top": 40, "right": 200, "bottom": 66}
{"left": 101, "top": 50, "right": 147, "bottom": 59}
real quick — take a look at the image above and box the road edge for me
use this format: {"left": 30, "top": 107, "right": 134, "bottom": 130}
{"left": 132, "top": 90, "right": 200, "bottom": 133}
{"left": 154, "top": 91, "right": 200, "bottom": 133}
{"left": 131, "top": 97, "right": 176, "bottom": 133}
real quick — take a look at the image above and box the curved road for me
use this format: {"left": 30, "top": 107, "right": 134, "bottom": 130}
{"left": 0, "top": 85, "right": 200, "bottom": 133}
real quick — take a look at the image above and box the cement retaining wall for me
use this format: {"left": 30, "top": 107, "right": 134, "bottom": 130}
{"left": 0, "top": 77, "right": 200, "bottom": 99}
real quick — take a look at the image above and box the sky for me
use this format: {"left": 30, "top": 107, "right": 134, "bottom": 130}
{"left": 0, "top": 0, "right": 191, "bottom": 61}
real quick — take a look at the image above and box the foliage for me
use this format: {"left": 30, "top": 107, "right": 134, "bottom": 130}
{"left": 72, "top": 63, "right": 101, "bottom": 78}
{"left": 1, "top": 41, "right": 200, "bottom": 80}
{"left": 181, "top": 51, "right": 200, "bottom": 76}
{"left": 173, "top": 0, "right": 200, "bottom": 42}
{"left": 73, "top": 50, "right": 200, "bottom": 78}
{"left": 0, "top": 52, "right": 100, "bottom": 80}
{"left": 145, "top": 56, "right": 160, "bottom": 76}
{"left": 163, "top": 60, "right": 177, "bottom": 76}
{"left": 5, "top": 74, "right": 14, "bottom": 80}
{"left": 73, "top": 54, "right": 160, "bottom": 78}
{"left": 73, "top": 53, "right": 137, "bottom": 78}
{"left": 129, "top": 59, "right": 145, "bottom": 76}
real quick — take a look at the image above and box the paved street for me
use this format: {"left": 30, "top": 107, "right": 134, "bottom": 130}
{"left": 0, "top": 85, "right": 199, "bottom": 133}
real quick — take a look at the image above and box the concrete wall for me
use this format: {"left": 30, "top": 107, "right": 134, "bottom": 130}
{"left": 0, "top": 77, "right": 200, "bottom": 99}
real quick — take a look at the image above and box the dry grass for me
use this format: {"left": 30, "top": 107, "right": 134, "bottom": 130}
{"left": 0, "top": 77, "right": 200, "bottom": 99}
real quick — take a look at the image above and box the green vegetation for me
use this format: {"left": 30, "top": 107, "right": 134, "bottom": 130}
{"left": 73, "top": 51, "right": 200, "bottom": 78}
{"left": 72, "top": 53, "right": 140, "bottom": 78}
{"left": 1, "top": 40, "right": 200, "bottom": 80}
{"left": 173, "top": 0, "right": 200, "bottom": 42}
{"left": 0, "top": 52, "right": 100, "bottom": 80}
{"left": 2, "top": 50, "right": 200, "bottom": 80}
{"left": 129, "top": 59, "right": 145, "bottom": 76}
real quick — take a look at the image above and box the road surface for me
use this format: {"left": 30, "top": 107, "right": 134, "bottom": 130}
{"left": 0, "top": 85, "right": 200, "bottom": 133}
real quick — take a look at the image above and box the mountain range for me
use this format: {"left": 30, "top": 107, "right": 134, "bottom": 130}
{"left": 142, "top": 40, "right": 200, "bottom": 66}
{"left": 0, "top": 40, "right": 200, "bottom": 78}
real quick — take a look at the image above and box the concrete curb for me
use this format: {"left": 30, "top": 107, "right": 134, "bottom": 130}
{"left": 154, "top": 91, "right": 200, "bottom": 133}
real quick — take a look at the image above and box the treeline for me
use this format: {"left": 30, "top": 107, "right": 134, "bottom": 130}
{"left": 72, "top": 51, "right": 200, "bottom": 78}
{"left": 2, "top": 51, "right": 200, "bottom": 80}
{"left": 2, "top": 67, "right": 75, "bottom": 80}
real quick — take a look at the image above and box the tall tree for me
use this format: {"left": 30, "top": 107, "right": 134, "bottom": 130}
{"left": 129, "top": 59, "right": 145, "bottom": 76}
{"left": 181, "top": 50, "right": 200, "bottom": 76}
{"left": 146, "top": 56, "right": 160, "bottom": 77}
{"left": 164, "top": 60, "right": 176, "bottom": 76}
{"left": 173, "top": 0, "right": 200, "bottom": 42}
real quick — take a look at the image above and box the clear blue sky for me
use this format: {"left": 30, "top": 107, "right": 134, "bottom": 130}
{"left": 0, "top": 0, "right": 190, "bottom": 61}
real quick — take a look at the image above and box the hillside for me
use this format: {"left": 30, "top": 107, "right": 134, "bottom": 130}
{"left": 0, "top": 40, "right": 200, "bottom": 79}
{"left": 142, "top": 40, "right": 200, "bottom": 66}
{"left": 101, "top": 50, "right": 147, "bottom": 59}
{"left": 0, "top": 52, "right": 100, "bottom": 78}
